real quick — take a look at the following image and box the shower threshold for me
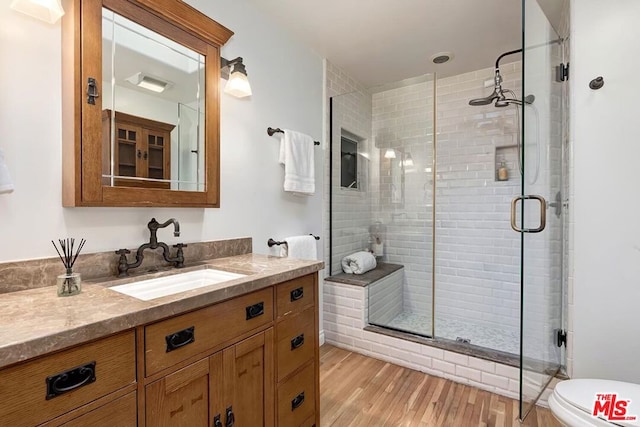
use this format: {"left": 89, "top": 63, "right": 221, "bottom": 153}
{"left": 365, "top": 324, "right": 520, "bottom": 368}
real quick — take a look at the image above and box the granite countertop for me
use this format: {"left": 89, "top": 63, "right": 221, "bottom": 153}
{"left": 0, "top": 253, "right": 323, "bottom": 370}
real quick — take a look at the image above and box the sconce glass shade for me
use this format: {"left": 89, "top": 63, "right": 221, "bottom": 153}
{"left": 403, "top": 153, "right": 414, "bottom": 167}
{"left": 384, "top": 148, "right": 396, "bottom": 159}
{"left": 10, "top": 0, "right": 65, "bottom": 24}
{"left": 224, "top": 70, "right": 252, "bottom": 98}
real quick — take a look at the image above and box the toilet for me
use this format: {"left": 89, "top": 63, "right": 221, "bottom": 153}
{"left": 549, "top": 379, "right": 640, "bottom": 427}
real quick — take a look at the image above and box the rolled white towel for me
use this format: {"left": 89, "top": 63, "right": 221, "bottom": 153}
{"left": 341, "top": 251, "right": 377, "bottom": 275}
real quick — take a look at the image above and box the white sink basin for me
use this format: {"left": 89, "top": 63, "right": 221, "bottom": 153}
{"left": 109, "top": 269, "right": 246, "bottom": 301}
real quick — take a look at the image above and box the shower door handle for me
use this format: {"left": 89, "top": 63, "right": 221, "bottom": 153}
{"left": 510, "top": 195, "right": 547, "bottom": 233}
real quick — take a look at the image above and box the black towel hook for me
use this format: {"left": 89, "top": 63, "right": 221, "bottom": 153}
{"left": 589, "top": 76, "right": 604, "bottom": 90}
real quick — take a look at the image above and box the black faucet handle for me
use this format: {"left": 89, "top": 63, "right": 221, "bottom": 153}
{"left": 173, "top": 244, "right": 187, "bottom": 269}
{"left": 116, "top": 249, "right": 131, "bottom": 277}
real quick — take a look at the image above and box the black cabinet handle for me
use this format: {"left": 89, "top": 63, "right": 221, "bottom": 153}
{"left": 291, "top": 391, "right": 305, "bottom": 410}
{"left": 213, "top": 414, "right": 222, "bottom": 427}
{"left": 290, "top": 333, "right": 305, "bottom": 350}
{"left": 290, "top": 287, "right": 304, "bottom": 302}
{"left": 245, "top": 302, "right": 264, "bottom": 320}
{"left": 165, "top": 326, "right": 195, "bottom": 352}
{"left": 225, "top": 406, "right": 235, "bottom": 427}
{"left": 46, "top": 361, "right": 96, "bottom": 400}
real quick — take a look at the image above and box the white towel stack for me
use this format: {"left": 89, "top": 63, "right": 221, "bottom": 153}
{"left": 341, "top": 251, "right": 377, "bottom": 275}
{"left": 280, "top": 235, "right": 318, "bottom": 260}
{"left": 0, "top": 149, "right": 14, "bottom": 194}
{"left": 279, "top": 129, "right": 315, "bottom": 195}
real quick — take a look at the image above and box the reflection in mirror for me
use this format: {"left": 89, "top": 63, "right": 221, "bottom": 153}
{"left": 102, "top": 8, "right": 206, "bottom": 191}
{"left": 381, "top": 147, "right": 405, "bottom": 206}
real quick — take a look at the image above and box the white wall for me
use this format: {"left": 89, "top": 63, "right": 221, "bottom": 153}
{"left": 0, "top": 0, "right": 323, "bottom": 264}
{"left": 571, "top": 0, "right": 640, "bottom": 382}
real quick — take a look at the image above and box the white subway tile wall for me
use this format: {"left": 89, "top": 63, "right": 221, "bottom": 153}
{"left": 326, "top": 62, "right": 373, "bottom": 275}
{"left": 372, "top": 78, "right": 435, "bottom": 323}
{"left": 368, "top": 269, "right": 404, "bottom": 325}
{"left": 433, "top": 63, "right": 522, "bottom": 340}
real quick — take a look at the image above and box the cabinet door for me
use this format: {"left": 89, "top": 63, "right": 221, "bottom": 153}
{"left": 146, "top": 358, "right": 210, "bottom": 427}
{"left": 144, "top": 128, "right": 171, "bottom": 189}
{"left": 114, "top": 122, "right": 143, "bottom": 185}
{"left": 211, "top": 329, "right": 274, "bottom": 427}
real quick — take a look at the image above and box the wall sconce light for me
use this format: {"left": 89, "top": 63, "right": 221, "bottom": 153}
{"left": 221, "top": 56, "right": 252, "bottom": 98}
{"left": 384, "top": 148, "right": 396, "bottom": 159}
{"left": 10, "top": 0, "right": 65, "bottom": 24}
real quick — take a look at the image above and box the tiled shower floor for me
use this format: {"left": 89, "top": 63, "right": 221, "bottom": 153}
{"left": 385, "top": 311, "right": 520, "bottom": 355}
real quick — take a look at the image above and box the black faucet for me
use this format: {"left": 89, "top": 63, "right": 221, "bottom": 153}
{"left": 116, "top": 218, "right": 187, "bottom": 277}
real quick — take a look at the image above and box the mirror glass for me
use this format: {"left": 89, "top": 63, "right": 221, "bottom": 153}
{"left": 102, "top": 8, "right": 205, "bottom": 191}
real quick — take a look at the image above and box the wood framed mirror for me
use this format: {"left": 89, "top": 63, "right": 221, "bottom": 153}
{"left": 62, "top": 0, "right": 233, "bottom": 207}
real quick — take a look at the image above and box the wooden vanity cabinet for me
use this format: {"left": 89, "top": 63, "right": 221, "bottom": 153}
{"left": 0, "top": 331, "right": 137, "bottom": 427}
{"left": 146, "top": 329, "right": 274, "bottom": 427}
{"left": 0, "top": 273, "right": 319, "bottom": 427}
{"left": 141, "top": 273, "right": 319, "bottom": 427}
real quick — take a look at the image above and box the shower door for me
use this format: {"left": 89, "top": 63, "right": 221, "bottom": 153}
{"left": 519, "top": 0, "right": 565, "bottom": 419}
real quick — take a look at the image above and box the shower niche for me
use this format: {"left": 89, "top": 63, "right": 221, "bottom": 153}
{"left": 494, "top": 144, "right": 518, "bottom": 182}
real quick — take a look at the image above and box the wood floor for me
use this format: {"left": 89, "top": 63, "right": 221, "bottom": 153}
{"left": 319, "top": 345, "right": 561, "bottom": 427}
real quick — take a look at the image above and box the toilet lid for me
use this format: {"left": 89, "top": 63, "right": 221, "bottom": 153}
{"left": 555, "top": 379, "right": 640, "bottom": 427}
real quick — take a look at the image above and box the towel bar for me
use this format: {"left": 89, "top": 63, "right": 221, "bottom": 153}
{"left": 267, "top": 127, "right": 320, "bottom": 146}
{"left": 268, "top": 234, "right": 320, "bottom": 247}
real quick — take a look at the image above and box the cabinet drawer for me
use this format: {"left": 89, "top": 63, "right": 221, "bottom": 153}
{"left": 277, "top": 362, "right": 315, "bottom": 427}
{"left": 145, "top": 287, "right": 273, "bottom": 376}
{"left": 0, "top": 331, "right": 135, "bottom": 427}
{"left": 59, "top": 391, "right": 137, "bottom": 427}
{"left": 276, "top": 274, "right": 315, "bottom": 318}
{"left": 276, "top": 306, "right": 315, "bottom": 382}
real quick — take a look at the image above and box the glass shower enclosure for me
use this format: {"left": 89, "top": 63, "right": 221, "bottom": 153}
{"left": 328, "top": 0, "right": 564, "bottom": 417}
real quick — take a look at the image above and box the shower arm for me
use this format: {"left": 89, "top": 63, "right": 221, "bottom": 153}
{"left": 495, "top": 48, "right": 523, "bottom": 70}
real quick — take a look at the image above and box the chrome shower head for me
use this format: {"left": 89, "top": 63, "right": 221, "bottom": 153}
{"left": 468, "top": 90, "right": 499, "bottom": 106}
{"left": 469, "top": 69, "right": 505, "bottom": 107}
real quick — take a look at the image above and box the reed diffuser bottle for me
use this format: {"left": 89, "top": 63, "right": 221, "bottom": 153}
{"left": 52, "top": 238, "right": 86, "bottom": 297}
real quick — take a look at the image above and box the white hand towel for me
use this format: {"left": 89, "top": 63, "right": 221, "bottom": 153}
{"left": 0, "top": 149, "right": 14, "bottom": 194}
{"left": 341, "top": 251, "right": 377, "bottom": 275}
{"left": 280, "top": 235, "right": 318, "bottom": 260}
{"left": 279, "top": 129, "right": 315, "bottom": 195}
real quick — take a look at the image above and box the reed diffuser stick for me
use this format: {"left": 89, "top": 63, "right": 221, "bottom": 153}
{"left": 51, "top": 238, "right": 86, "bottom": 295}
